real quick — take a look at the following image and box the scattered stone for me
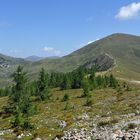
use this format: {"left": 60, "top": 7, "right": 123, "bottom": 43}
{"left": 58, "top": 121, "right": 67, "bottom": 129}
{"left": 0, "top": 129, "right": 13, "bottom": 136}
{"left": 77, "top": 113, "right": 90, "bottom": 121}
{"left": 55, "top": 126, "right": 140, "bottom": 140}
{"left": 17, "top": 135, "right": 22, "bottom": 139}
{"left": 34, "top": 138, "right": 42, "bottom": 140}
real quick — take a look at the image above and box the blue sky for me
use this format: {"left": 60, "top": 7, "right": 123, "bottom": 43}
{"left": 0, "top": 0, "right": 140, "bottom": 58}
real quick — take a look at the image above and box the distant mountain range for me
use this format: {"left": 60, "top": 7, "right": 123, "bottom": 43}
{"left": 25, "top": 56, "right": 44, "bottom": 62}
{"left": 25, "top": 55, "right": 60, "bottom": 62}
{"left": 0, "top": 33, "right": 140, "bottom": 87}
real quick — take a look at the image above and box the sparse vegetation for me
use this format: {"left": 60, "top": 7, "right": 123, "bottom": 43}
{"left": 0, "top": 83, "right": 139, "bottom": 139}
{"left": 0, "top": 62, "right": 139, "bottom": 139}
{"left": 62, "top": 93, "right": 69, "bottom": 102}
{"left": 85, "top": 97, "right": 93, "bottom": 106}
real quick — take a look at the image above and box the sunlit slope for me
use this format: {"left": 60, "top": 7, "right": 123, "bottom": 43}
{"left": 0, "top": 33, "right": 140, "bottom": 87}
{"left": 29, "top": 33, "right": 140, "bottom": 80}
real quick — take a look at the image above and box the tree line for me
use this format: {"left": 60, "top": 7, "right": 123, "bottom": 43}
{"left": 0, "top": 65, "right": 122, "bottom": 131}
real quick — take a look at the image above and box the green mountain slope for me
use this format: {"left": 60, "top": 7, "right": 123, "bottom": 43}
{"left": 0, "top": 33, "right": 140, "bottom": 87}
{"left": 0, "top": 54, "right": 29, "bottom": 87}
{"left": 27, "top": 33, "right": 140, "bottom": 80}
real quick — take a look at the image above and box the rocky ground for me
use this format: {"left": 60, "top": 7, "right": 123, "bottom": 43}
{"left": 55, "top": 127, "right": 140, "bottom": 140}
{"left": 54, "top": 113, "right": 140, "bottom": 140}
{"left": 0, "top": 113, "right": 140, "bottom": 140}
{"left": 0, "top": 88, "right": 140, "bottom": 140}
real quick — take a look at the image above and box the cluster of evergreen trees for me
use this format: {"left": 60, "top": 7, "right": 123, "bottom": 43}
{"left": 47, "top": 67, "right": 119, "bottom": 90}
{"left": 0, "top": 65, "right": 120, "bottom": 131}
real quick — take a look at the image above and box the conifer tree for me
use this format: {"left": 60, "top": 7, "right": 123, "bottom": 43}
{"left": 13, "top": 106, "right": 24, "bottom": 129}
{"left": 49, "top": 73, "right": 56, "bottom": 87}
{"left": 89, "top": 69, "right": 97, "bottom": 90}
{"left": 82, "top": 79, "right": 90, "bottom": 97}
{"left": 109, "top": 74, "right": 118, "bottom": 89}
{"left": 62, "top": 93, "right": 69, "bottom": 102}
{"left": 96, "top": 75, "right": 103, "bottom": 88}
{"left": 60, "top": 75, "right": 71, "bottom": 90}
{"left": 6, "top": 66, "right": 35, "bottom": 130}
{"left": 71, "top": 72, "right": 81, "bottom": 89}
{"left": 8, "top": 66, "right": 27, "bottom": 113}
{"left": 37, "top": 68, "right": 50, "bottom": 101}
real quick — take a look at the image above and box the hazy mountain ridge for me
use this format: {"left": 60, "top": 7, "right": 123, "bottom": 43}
{"left": 27, "top": 33, "right": 140, "bottom": 80}
{"left": 0, "top": 33, "right": 140, "bottom": 87}
{"left": 25, "top": 55, "right": 44, "bottom": 62}
{"left": 0, "top": 54, "right": 29, "bottom": 87}
{"left": 0, "top": 53, "right": 27, "bottom": 65}
{"left": 25, "top": 55, "right": 60, "bottom": 62}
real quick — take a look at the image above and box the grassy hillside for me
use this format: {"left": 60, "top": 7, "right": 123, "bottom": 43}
{"left": 0, "top": 33, "right": 140, "bottom": 87}
{"left": 27, "top": 33, "right": 140, "bottom": 81}
{"left": 0, "top": 87, "right": 140, "bottom": 139}
{"left": 0, "top": 54, "right": 29, "bottom": 87}
{"left": 0, "top": 53, "right": 27, "bottom": 65}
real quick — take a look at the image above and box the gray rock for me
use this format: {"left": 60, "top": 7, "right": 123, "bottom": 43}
{"left": 58, "top": 121, "right": 67, "bottom": 129}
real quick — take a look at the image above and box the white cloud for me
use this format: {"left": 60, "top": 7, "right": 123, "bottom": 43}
{"left": 87, "top": 38, "right": 100, "bottom": 45}
{"left": 43, "top": 47, "right": 54, "bottom": 52}
{"left": 78, "top": 38, "right": 100, "bottom": 49}
{"left": 115, "top": 2, "right": 140, "bottom": 20}
{"left": 43, "top": 47, "right": 61, "bottom": 55}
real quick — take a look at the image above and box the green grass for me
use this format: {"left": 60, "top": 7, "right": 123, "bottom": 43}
{"left": 0, "top": 85, "right": 140, "bottom": 140}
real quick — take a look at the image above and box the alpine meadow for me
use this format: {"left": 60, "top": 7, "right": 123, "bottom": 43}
{"left": 0, "top": 1, "right": 140, "bottom": 140}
